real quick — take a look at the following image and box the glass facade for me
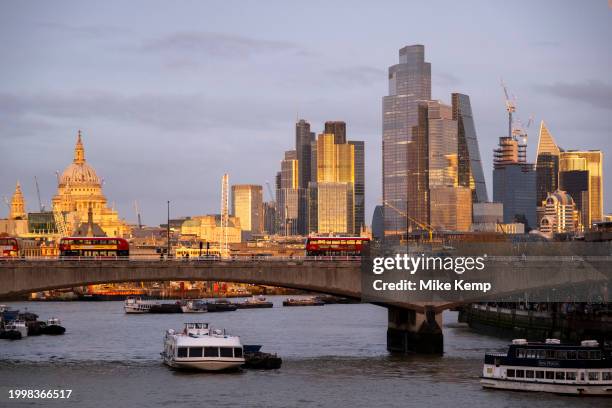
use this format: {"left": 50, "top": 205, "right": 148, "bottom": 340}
{"left": 324, "top": 121, "right": 346, "bottom": 144}
{"left": 559, "top": 170, "right": 589, "bottom": 229}
{"left": 452, "top": 93, "right": 488, "bottom": 203}
{"left": 559, "top": 150, "right": 603, "bottom": 225}
{"left": 349, "top": 140, "right": 365, "bottom": 232}
{"left": 382, "top": 45, "right": 431, "bottom": 238}
{"left": 315, "top": 182, "right": 353, "bottom": 235}
{"left": 295, "top": 119, "right": 315, "bottom": 234}
{"left": 231, "top": 185, "right": 263, "bottom": 236}
{"left": 277, "top": 150, "right": 301, "bottom": 235}
{"left": 493, "top": 163, "right": 537, "bottom": 229}
{"left": 535, "top": 121, "right": 560, "bottom": 206}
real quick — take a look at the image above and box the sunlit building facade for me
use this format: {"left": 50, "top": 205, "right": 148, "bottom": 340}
{"left": 559, "top": 150, "right": 604, "bottom": 226}
{"left": 277, "top": 150, "right": 300, "bottom": 235}
{"left": 539, "top": 190, "right": 578, "bottom": 235}
{"left": 51, "top": 131, "right": 130, "bottom": 237}
{"left": 231, "top": 184, "right": 263, "bottom": 238}
{"left": 535, "top": 121, "right": 561, "bottom": 207}
{"left": 382, "top": 44, "right": 431, "bottom": 237}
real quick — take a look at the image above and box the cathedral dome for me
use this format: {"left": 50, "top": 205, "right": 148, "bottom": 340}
{"left": 59, "top": 131, "right": 101, "bottom": 186}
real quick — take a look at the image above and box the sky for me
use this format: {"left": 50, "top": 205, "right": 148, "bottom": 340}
{"left": 1, "top": 0, "right": 611, "bottom": 226}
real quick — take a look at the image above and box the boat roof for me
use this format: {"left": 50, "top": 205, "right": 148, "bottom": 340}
{"left": 172, "top": 334, "right": 242, "bottom": 347}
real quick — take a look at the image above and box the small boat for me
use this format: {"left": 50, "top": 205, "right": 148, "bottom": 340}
{"left": 205, "top": 299, "right": 238, "bottom": 312}
{"left": 0, "top": 328, "right": 22, "bottom": 340}
{"left": 42, "top": 318, "right": 66, "bottom": 335}
{"left": 149, "top": 302, "right": 183, "bottom": 314}
{"left": 124, "top": 297, "right": 157, "bottom": 314}
{"left": 242, "top": 344, "right": 282, "bottom": 370}
{"left": 180, "top": 300, "right": 208, "bottom": 313}
{"left": 282, "top": 297, "right": 325, "bottom": 307}
{"left": 237, "top": 296, "right": 273, "bottom": 309}
{"left": 162, "top": 322, "right": 245, "bottom": 371}
{"left": 481, "top": 339, "right": 612, "bottom": 396}
{"left": 4, "top": 319, "right": 28, "bottom": 338}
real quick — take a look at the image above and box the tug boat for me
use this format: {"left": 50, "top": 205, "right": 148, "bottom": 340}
{"left": 237, "top": 296, "right": 274, "bottom": 309}
{"left": 162, "top": 323, "right": 244, "bottom": 371}
{"left": 481, "top": 339, "right": 612, "bottom": 396}
{"left": 42, "top": 317, "right": 66, "bottom": 335}
{"left": 4, "top": 319, "right": 28, "bottom": 338}
{"left": 124, "top": 297, "right": 157, "bottom": 314}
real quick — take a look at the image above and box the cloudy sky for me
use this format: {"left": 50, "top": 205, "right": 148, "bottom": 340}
{"left": 1, "top": 0, "right": 611, "bottom": 225}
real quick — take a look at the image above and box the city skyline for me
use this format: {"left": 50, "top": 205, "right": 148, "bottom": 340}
{"left": 1, "top": 1, "right": 611, "bottom": 225}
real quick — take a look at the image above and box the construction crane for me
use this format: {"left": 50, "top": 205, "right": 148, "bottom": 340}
{"left": 382, "top": 199, "right": 435, "bottom": 242}
{"left": 34, "top": 176, "right": 45, "bottom": 212}
{"left": 500, "top": 79, "right": 516, "bottom": 139}
{"left": 133, "top": 200, "right": 142, "bottom": 229}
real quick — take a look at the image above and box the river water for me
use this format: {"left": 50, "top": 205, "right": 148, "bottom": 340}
{"left": 0, "top": 298, "right": 608, "bottom": 407}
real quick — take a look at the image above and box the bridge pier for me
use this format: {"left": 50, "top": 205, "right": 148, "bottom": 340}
{"left": 387, "top": 306, "right": 443, "bottom": 354}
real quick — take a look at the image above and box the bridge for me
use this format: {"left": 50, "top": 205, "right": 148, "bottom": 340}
{"left": 1, "top": 253, "right": 609, "bottom": 354}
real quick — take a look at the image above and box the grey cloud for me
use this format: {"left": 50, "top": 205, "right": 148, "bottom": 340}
{"left": 326, "top": 66, "right": 385, "bottom": 86}
{"left": 535, "top": 80, "right": 612, "bottom": 110}
{"left": 138, "top": 31, "right": 309, "bottom": 58}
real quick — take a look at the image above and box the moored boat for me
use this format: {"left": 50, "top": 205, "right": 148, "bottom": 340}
{"left": 43, "top": 317, "right": 66, "bottom": 335}
{"left": 282, "top": 297, "right": 325, "bottom": 307}
{"left": 205, "top": 299, "right": 238, "bottom": 312}
{"left": 162, "top": 323, "right": 245, "bottom": 371}
{"left": 481, "top": 339, "right": 612, "bottom": 396}
{"left": 4, "top": 319, "right": 28, "bottom": 338}
{"left": 237, "top": 296, "right": 273, "bottom": 309}
{"left": 180, "top": 300, "right": 208, "bottom": 313}
{"left": 124, "top": 297, "right": 157, "bottom": 314}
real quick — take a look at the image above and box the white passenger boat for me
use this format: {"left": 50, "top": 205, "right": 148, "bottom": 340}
{"left": 124, "top": 297, "right": 157, "bottom": 314}
{"left": 481, "top": 339, "right": 612, "bottom": 396}
{"left": 4, "top": 319, "right": 28, "bottom": 338}
{"left": 162, "top": 323, "right": 245, "bottom": 371}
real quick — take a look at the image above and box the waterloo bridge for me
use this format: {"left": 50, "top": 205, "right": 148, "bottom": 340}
{"left": 0, "top": 254, "right": 609, "bottom": 354}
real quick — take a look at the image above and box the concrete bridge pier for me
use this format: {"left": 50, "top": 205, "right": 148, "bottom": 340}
{"left": 387, "top": 306, "right": 443, "bottom": 354}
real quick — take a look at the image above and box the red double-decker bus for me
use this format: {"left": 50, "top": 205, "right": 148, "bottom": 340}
{"left": 59, "top": 237, "right": 129, "bottom": 258}
{"left": 0, "top": 237, "right": 20, "bottom": 257}
{"left": 305, "top": 236, "right": 370, "bottom": 256}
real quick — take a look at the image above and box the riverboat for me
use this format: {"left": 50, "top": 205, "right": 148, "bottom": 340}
{"left": 282, "top": 297, "right": 325, "bottom": 307}
{"left": 124, "top": 297, "right": 157, "bottom": 314}
{"left": 481, "top": 338, "right": 612, "bottom": 396}
{"left": 162, "top": 323, "right": 244, "bottom": 371}
{"left": 237, "top": 296, "right": 273, "bottom": 309}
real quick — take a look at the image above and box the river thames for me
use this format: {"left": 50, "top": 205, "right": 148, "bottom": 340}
{"left": 0, "top": 298, "right": 608, "bottom": 407}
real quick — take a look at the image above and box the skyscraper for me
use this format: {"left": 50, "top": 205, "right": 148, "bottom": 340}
{"left": 231, "top": 184, "right": 263, "bottom": 239}
{"left": 535, "top": 121, "right": 561, "bottom": 206}
{"left": 277, "top": 150, "right": 300, "bottom": 235}
{"left": 559, "top": 170, "right": 589, "bottom": 229}
{"left": 452, "top": 93, "right": 488, "bottom": 203}
{"left": 324, "top": 121, "right": 347, "bottom": 144}
{"left": 559, "top": 150, "right": 604, "bottom": 225}
{"left": 382, "top": 45, "right": 431, "bottom": 238}
{"left": 349, "top": 140, "right": 365, "bottom": 232}
{"left": 295, "top": 119, "right": 315, "bottom": 234}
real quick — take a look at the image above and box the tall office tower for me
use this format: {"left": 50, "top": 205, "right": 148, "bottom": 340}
{"left": 371, "top": 205, "right": 384, "bottom": 241}
{"left": 382, "top": 44, "right": 431, "bottom": 238}
{"left": 277, "top": 150, "right": 300, "bottom": 235}
{"left": 295, "top": 119, "right": 315, "bottom": 234}
{"left": 349, "top": 141, "right": 365, "bottom": 232}
{"left": 559, "top": 170, "right": 589, "bottom": 229}
{"left": 452, "top": 93, "right": 488, "bottom": 203}
{"left": 308, "top": 133, "right": 358, "bottom": 235}
{"left": 559, "top": 150, "right": 604, "bottom": 225}
{"left": 324, "top": 121, "right": 347, "bottom": 144}
{"left": 421, "top": 100, "right": 472, "bottom": 231}
{"left": 493, "top": 136, "right": 521, "bottom": 167}
{"left": 535, "top": 121, "right": 561, "bottom": 207}
{"left": 231, "top": 184, "right": 263, "bottom": 239}
{"left": 262, "top": 201, "right": 277, "bottom": 235}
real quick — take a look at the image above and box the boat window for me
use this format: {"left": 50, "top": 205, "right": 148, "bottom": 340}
{"left": 177, "top": 347, "right": 188, "bottom": 358}
{"left": 545, "top": 350, "right": 555, "bottom": 359}
{"left": 566, "top": 372, "right": 576, "bottom": 381}
{"left": 220, "top": 347, "right": 233, "bottom": 358}
{"left": 515, "top": 370, "right": 524, "bottom": 378}
{"left": 588, "top": 372, "right": 599, "bottom": 381}
{"left": 536, "top": 350, "right": 546, "bottom": 359}
{"left": 204, "top": 347, "right": 219, "bottom": 357}
{"left": 506, "top": 369, "right": 515, "bottom": 378}
{"left": 555, "top": 350, "right": 567, "bottom": 360}
{"left": 577, "top": 350, "right": 588, "bottom": 359}
{"left": 189, "top": 347, "right": 203, "bottom": 358}
{"left": 234, "top": 347, "right": 243, "bottom": 358}
{"left": 567, "top": 350, "right": 577, "bottom": 359}
{"left": 525, "top": 370, "right": 534, "bottom": 379}
{"left": 526, "top": 350, "right": 536, "bottom": 358}
{"left": 589, "top": 351, "right": 601, "bottom": 360}
{"left": 545, "top": 371, "right": 554, "bottom": 380}
{"left": 535, "top": 371, "right": 544, "bottom": 379}
{"left": 603, "top": 372, "right": 612, "bottom": 381}
{"left": 516, "top": 349, "right": 525, "bottom": 358}
{"left": 555, "top": 372, "right": 565, "bottom": 380}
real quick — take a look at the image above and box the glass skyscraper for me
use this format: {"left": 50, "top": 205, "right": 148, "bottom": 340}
{"left": 559, "top": 150, "right": 604, "bottom": 225}
{"left": 535, "top": 121, "right": 561, "bottom": 207}
{"left": 382, "top": 45, "right": 431, "bottom": 237}
{"left": 295, "top": 119, "right": 314, "bottom": 234}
